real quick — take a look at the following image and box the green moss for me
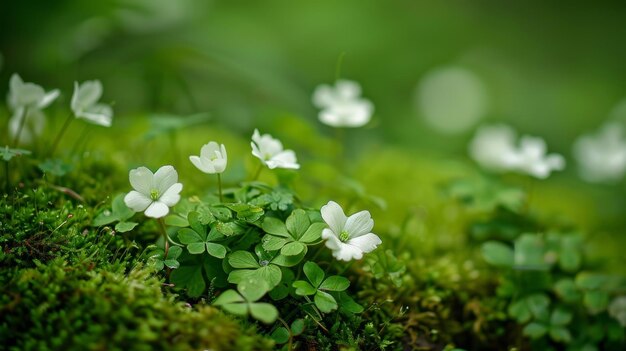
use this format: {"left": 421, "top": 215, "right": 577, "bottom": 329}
{"left": 0, "top": 258, "right": 273, "bottom": 351}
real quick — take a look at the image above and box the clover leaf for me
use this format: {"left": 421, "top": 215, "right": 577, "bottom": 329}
{"left": 1, "top": 145, "right": 31, "bottom": 161}
{"left": 292, "top": 261, "right": 350, "bottom": 313}
{"left": 38, "top": 158, "right": 73, "bottom": 176}
{"left": 225, "top": 203, "right": 264, "bottom": 223}
{"left": 147, "top": 246, "right": 183, "bottom": 270}
{"left": 227, "top": 250, "right": 282, "bottom": 289}
{"left": 363, "top": 249, "right": 407, "bottom": 287}
{"left": 261, "top": 209, "right": 324, "bottom": 256}
{"left": 522, "top": 306, "right": 573, "bottom": 343}
{"left": 227, "top": 244, "right": 305, "bottom": 289}
{"left": 481, "top": 241, "right": 514, "bottom": 268}
{"left": 170, "top": 252, "right": 228, "bottom": 297}
{"left": 271, "top": 318, "right": 305, "bottom": 344}
{"left": 178, "top": 211, "right": 227, "bottom": 258}
{"left": 213, "top": 277, "right": 278, "bottom": 324}
{"left": 92, "top": 194, "right": 138, "bottom": 232}
{"left": 251, "top": 187, "right": 294, "bottom": 211}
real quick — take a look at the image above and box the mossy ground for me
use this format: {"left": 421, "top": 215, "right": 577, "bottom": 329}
{"left": 1, "top": 115, "right": 625, "bottom": 350}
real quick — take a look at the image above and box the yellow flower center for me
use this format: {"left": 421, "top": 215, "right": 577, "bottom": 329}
{"left": 150, "top": 189, "right": 159, "bottom": 201}
{"left": 339, "top": 230, "right": 350, "bottom": 242}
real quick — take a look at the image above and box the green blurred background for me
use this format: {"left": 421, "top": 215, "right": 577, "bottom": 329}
{"left": 2, "top": 0, "right": 626, "bottom": 235}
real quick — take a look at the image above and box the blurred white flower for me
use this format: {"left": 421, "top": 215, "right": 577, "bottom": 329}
{"left": 312, "top": 80, "right": 374, "bottom": 128}
{"left": 469, "top": 124, "right": 519, "bottom": 172}
{"left": 511, "top": 136, "right": 565, "bottom": 179}
{"left": 573, "top": 122, "right": 626, "bottom": 183}
{"left": 71, "top": 80, "right": 113, "bottom": 127}
{"left": 189, "top": 142, "right": 228, "bottom": 174}
{"left": 470, "top": 124, "right": 565, "bottom": 179}
{"left": 251, "top": 129, "right": 299, "bottom": 169}
{"left": 7, "top": 73, "right": 59, "bottom": 111}
{"left": 7, "top": 74, "right": 59, "bottom": 144}
{"left": 320, "top": 201, "right": 382, "bottom": 261}
{"left": 124, "top": 165, "right": 183, "bottom": 218}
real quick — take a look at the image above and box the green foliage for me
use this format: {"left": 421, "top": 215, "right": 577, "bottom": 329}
{"left": 293, "top": 261, "right": 351, "bottom": 313}
{"left": 261, "top": 209, "right": 324, "bottom": 256}
{"left": 479, "top": 222, "right": 626, "bottom": 349}
{"left": 147, "top": 245, "right": 182, "bottom": 270}
{"left": 213, "top": 277, "right": 279, "bottom": 324}
{"left": 38, "top": 158, "right": 73, "bottom": 176}
{"left": 92, "top": 194, "right": 138, "bottom": 233}
{"left": 1, "top": 145, "right": 31, "bottom": 161}
{"left": 178, "top": 211, "right": 227, "bottom": 258}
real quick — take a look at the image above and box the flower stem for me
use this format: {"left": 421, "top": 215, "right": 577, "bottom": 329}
{"left": 12, "top": 107, "right": 29, "bottom": 146}
{"left": 50, "top": 113, "right": 74, "bottom": 156}
{"left": 252, "top": 163, "right": 263, "bottom": 181}
{"left": 217, "top": 173, "right": 223, "bottom": 202}
{"left": 157, "top": 218, "right": 170, "bottom": 257}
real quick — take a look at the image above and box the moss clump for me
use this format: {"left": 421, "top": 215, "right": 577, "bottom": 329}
{"left": 0, "top": 188, "right": 273, "bottom": 351}
{"left": 0, "top": 258, "right": 273, "bottom": 351}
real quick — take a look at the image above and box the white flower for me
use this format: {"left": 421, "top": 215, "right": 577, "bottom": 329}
{"left": 7, "top": 74, "right": 59, "bottom": 144}
{"left": 573, "top": 122, "right": 626, "bottom": 183}
{"left": 189, "top": 142, "right": 228, "bottom": 174}
{"left": 71, "top": 80, "right": 113, "bottom": 127}
{"left": 511, "top": 136, "right": 565, "bottom": 179}
{"left": 469, "top": 124, "right": 519, "bottom": 172}
{"left": 469, "top": 124, "right": 565, "bottom": 179}
{"left": 7, "top": 73, "right": 59, "bottom": 111}
{"left": 251, "top": 129, "right": 300, "bottom": 169}
{"left": 312, "top": 79, "right": 374, "bottom": 128}
{"left": 320, "top": 201, "right": 382, "bottom": 261}
{"left": 124, "top": 165, "right": 183, "bottom": 218}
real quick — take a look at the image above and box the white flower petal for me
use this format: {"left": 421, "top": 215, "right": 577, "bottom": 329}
{"left": 129, "top": 167, "right": 153, "bottom": 195}
{"left": 344, "top": 210, "right": 374, "bottom": 238}
{"left": 38, "top": 89, "right": 60, "bottom": 109}
{"left": 321, "top": 228, "right": 341, "bottom": 250}
{"left": 190, "top": 155, "right": 209, "bottom": 173}
{"left": 220, "top": 143, "right": 228, "bottom": 163}
{"left": 124, "top": 191, "right": 152, "bottom": 212}
{"left": 159, "top": 183, "right": 182, "bottom": 207}
{"left": 336, "top": 80, "right": 361, "bottom": 100}
{"left": 312, "top": 84, "right": 335, "bottom": 108}
{"left": 319, "top": 100, "right": 373, "bottom": 128}
{"left": 15, "top": 83, "right": 45, "bottom": 107}
{"left": 144, "top": 201, "right": 169, "bottom": 218}
{"left": 200, "top": 142, "right": 220, "bottom": 159}
{"left": 72, "top": 80, "right": 103, "bottom": 112}
{"left": 267, "top": 150, "right": 299, "bottom": 169}
{"left": 347, "top": 233, "right": 382, "bottom": 254}
{"left": 332, "top": 243, "right": 364, "bottom": 261}
{"left": 251, "top": 141, "right": 264, "bottom": 163}
{"left": 519, "top": 136, "right": 546, "bottom": 158}
{"left": 153, "top": 165, "right": 178, "bottom": 194}
{"left": 212, "top": 159, "right": 227, "bottom": 173}
{"left": 320, "top": 201, "right": 347, "bottom": 235}
{"left": 9, "top": 74, "right": 23, "bottom": 91}
{"left": 78, "top": 103, "right": 113, "bottom": 127}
